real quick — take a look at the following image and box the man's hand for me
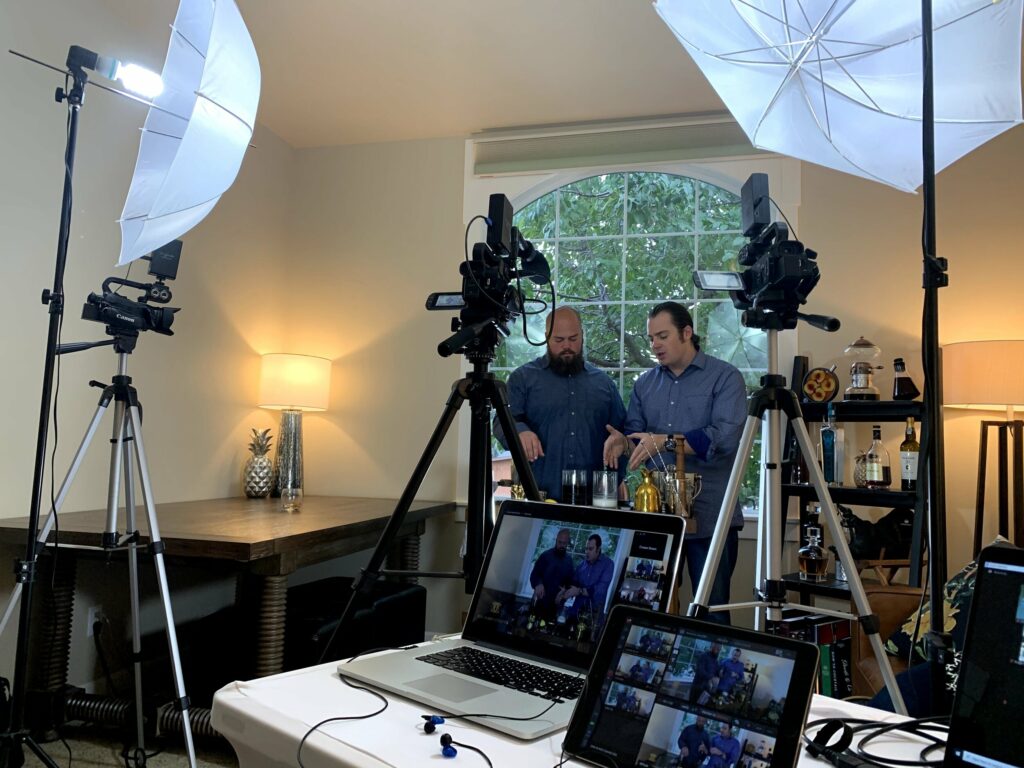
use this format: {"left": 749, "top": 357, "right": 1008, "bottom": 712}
{"left": 533, "top": 584, "right": 546, "bottom": 601}
{"left": 518, "top": 430, "right": 544, "bottom": 462}
{"left": 603, "top": 425, "right": 631, "bottom": 467}
{"left": 625, "top": 432, "right": 661, "bottom": 471}
{"left": 681, "top": 747, "right": 689, "bottom": 758}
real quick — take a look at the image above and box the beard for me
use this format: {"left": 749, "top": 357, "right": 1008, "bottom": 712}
{"left": 548, "top": 350, "right": 584, "bottom": 376}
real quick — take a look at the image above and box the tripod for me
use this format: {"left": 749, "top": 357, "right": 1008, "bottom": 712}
{"left": 323, "top": 319, "right": 541, "bottom": 660}
{"left": 687, "top": 319, "right": 909, "bottom": 716}
{"left": 0, "top": 334, "right": 198, "bottom": 768}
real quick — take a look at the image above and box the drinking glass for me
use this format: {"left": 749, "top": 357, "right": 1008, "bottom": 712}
{"left": 592, "top": 470, "right": 618, "bottom": 508}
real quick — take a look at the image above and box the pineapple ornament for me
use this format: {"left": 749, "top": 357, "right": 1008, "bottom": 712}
{"left": 244, "top": 428, "right": 275, "bottom": 498}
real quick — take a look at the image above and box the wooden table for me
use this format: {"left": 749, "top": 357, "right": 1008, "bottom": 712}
{"left": 0, "top": 495, "right": 455, "bottom": 682}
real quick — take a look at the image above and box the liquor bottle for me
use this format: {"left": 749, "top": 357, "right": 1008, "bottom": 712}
{"left": 899, "top": 417, "right": 920, "bottom": 491}
{"left": 865, "top": 425, "right": 891, "bottom": 488}
{"left": 819, "top": 402, "right": 845, "bottom": 485}
{"left": 892, "top": 357, "right": 921, "bottom": 401}
{"left": 798, "top": 526, "right": 829, "bottom": 582}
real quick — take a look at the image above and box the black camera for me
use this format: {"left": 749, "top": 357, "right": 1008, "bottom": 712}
{"left": 694, "top": 174, "right": 822, "bottom": 330}
{"left": 427, "top": 194, "right": 550, "bottom": 357}
{"left": 81, "top": 241, "right": 181, "bottom": 337}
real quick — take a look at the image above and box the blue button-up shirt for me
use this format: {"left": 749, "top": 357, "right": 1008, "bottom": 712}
{"left": 625, "top": 351, "right": 747, "bottom": 537}
{"left": 495, "top": 356, "right": 626, "bottom": 501}
{"left": 573, "top": 553, "right": 614, "bottom": 613}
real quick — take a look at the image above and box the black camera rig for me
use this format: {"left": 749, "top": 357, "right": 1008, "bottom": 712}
{"left": 695, "top": 174, "right": 837, "bottom": 333}
{"left": 427, "top": 194, "right": 550, "bottom": 360}
{"left": 79, "top": 240, "right": 182, "bottom": 353}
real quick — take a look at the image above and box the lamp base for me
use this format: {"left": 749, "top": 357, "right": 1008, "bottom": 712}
{"left": 276, "top": 410, "right": 304, "bottom": 512}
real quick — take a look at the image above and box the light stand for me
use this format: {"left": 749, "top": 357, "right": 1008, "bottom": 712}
{"left": 920, "top": 0, "right": 954, "bottom": 714}
{"left": 0, "top": 48, "right": 89, "bottom": 768}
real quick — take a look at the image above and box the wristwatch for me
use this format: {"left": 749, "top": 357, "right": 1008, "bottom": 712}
{"left": 662, "top": 435, "right": 676, "bottom": 453}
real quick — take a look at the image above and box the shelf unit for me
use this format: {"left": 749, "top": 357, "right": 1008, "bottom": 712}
{"left": 783, "top": 400, "right": 927, "bottom": 589}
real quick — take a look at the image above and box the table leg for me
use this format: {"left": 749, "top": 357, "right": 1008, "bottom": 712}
{"left": 255, "top": 574, "right": 288, "bottom": 678}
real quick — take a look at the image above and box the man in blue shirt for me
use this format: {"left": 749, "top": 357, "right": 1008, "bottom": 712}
{"left": 528, "top": 528, "right": 574, "bottom": 619}
{"left": 495, "top": 307, "right": 626, "bottom": 502}
{"left": 690, "top": 642, "right": 722, "bottom": 704}
{"left": 707, "top": 723, "right": 741, "bottom": 768}
{"left": 677, "top": 716, "right": 711, "bottom": 768}
{"left": 558, "top": 533, "right": 614, "bottom": 621}
{"left": 603, "top": 301, "right": 747, "bottom": 624}
{"left": 716, "top": 647, "right": 746, "bottom": 695}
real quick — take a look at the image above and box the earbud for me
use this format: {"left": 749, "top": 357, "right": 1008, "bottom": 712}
{"left": 421, "top": 714, "right": 445, "bottom": 734}
{"left": 440, "top": 733, "right": 457, "bottom": 758}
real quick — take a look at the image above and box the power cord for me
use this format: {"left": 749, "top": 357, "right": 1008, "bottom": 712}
{"left": 804, "top": 716, "right": 948, "bottom": 768}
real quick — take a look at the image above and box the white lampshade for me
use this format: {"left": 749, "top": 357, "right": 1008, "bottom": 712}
{"left": 943, "top": 340, "right": 1024, "bottom": 411}
{"left": 258, "top": 354, "right": 331, "bottom": 412}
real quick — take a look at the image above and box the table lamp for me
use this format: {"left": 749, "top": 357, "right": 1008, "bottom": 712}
{"left": 943, "top": 340, "right": 1024, "bottom": 554}
{"left": 258, "top": 353, "right": 331, "bottom": 511}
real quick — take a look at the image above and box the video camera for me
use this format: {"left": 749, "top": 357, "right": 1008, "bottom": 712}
{"left": 695, "top": 174, "right": 833, "bottom": 332}
{"left": 427, "top": 194, "right": 551, "bottom": 358}
{"left": 82, "top": 240, "right": 181, "bottom": 338}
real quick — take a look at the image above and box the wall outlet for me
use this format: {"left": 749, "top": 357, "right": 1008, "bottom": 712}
{"left": 86, "top": 605, "right": 104, "bottom": 637}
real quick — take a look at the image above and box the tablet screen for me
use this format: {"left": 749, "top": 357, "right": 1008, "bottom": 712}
{"left": 564, "top": 607, "right": 819, "bottom": 768}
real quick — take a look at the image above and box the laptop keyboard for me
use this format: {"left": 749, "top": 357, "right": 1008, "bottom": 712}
{"left": 417, "top": 646, "right": 584, "bottom": 702}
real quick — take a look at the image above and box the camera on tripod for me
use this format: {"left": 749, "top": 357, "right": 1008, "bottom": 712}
{"left": 694, "top": 174, "right": 825, "bottom": 331}
{"left": 81, "top": 240, "right": 182, "bottom": 337}
{"left": 426, "top": 194, "right": 550, "bottom": 357}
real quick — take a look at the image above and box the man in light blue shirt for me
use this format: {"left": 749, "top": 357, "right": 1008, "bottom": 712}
{"left": 604, "top": 302, "right": 747, "bottom": 624}
{"left": 495, "top": 307, "right": 626, "bottom": 501}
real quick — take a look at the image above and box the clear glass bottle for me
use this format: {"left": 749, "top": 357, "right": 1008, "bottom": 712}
{"left": 865, "top": 425, "right": 892, "bottom": 488}
{"left": 892, "top": 357, "right": 921, "bottom": 401}
{"left": 798, "top": 526, "right": 829, "bottom": 582}
{"left": 899, "top": 417, "right": 920, "bottom": 491}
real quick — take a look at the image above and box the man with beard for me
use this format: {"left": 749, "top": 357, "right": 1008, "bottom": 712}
{"left": 528, "top": 528, "right": 574, "bottom": 619}
{"left": 495, "top": 306, "right": 625, "bottom": 502}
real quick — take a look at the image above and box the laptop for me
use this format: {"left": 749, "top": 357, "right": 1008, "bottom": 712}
{"left": 945, "top": 544, "right": 1024, "bottom": 768}
{"left": 339, "top": 499, "right": 684, "bottom": 739}
{"left": 563, "top": 605, "right": 820, "bottom": 768}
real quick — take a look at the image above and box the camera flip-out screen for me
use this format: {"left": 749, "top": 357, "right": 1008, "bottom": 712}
{"left": 694, "top": 271, "right": 744, "bottom": 292}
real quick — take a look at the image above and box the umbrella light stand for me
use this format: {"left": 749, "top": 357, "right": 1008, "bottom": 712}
{"left": 0, "top": 50, "right": 198, "bottom": 768}
{"left": 687, "top": 326, "right": 909, "bottom": 716}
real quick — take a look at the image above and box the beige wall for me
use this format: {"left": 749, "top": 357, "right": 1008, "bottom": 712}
{"left": 798, "top": 126, "right": 1024, "bottom": 576}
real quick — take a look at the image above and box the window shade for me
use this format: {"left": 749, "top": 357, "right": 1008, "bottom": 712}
{"left": 472, "top": 114, "right": 764, "bottom": 175}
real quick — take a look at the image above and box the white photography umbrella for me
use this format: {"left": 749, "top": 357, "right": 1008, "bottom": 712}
{"left": 653, "top": 0, "right": 1022, "bottom": 192}
{"left": 118, "top": 0, "right": 260, "bottom": 265}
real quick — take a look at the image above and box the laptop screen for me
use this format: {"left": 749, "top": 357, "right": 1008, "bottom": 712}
{"left": 946, "top": 546, "right": 1024, "bottom": 768}
{"left": 463, "top": 500, "right": 683, "bottom": 671}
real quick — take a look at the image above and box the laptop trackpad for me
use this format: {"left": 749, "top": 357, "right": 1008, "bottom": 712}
{"left": 407, "top": 674, "right": 496, "bottom": 702}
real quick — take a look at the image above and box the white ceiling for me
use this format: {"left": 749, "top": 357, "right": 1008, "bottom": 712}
{"left": 237, "top": 0, "right": 723, "bottom": 148}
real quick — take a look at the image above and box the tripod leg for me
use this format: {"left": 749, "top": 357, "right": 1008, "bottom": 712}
{"left": 121, "top": 416, "right": 147, "bottom": 761}
{"left": 791, "top": 416, "right": 908, "bottom": 715}
{"left": 465, "top": 394, "right": 493, "bottom": 592}
{"left": 0, "top": 400, "right": 110, "bottom": 637}
{"left": 104, "top": 399, "right": 129, "bottom": 548}
{"left": 126, "top": 406, "right": 197, "bottom": 768}
{"left": 490, "top": 380, "right": 541, "bottom": 501}
{"left": 689, "top": 414, "right": 761, "bottom": 619}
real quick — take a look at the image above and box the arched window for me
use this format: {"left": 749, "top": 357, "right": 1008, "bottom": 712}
{"left": 494, "top": 171, "right": 765, "bottom": 510}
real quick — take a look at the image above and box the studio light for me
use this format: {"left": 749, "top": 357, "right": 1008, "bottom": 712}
{"left": 67, "top": 46, "right": 163, "bottom": 98}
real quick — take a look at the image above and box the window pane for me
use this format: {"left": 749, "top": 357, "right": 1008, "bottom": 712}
{"left": 577, "top": 303, "right": 622, "bottom": 368}
{"left": 696, "top": 232, "right": 745, "bottom": 272}
{"left": 559, "top": 174, "right": 625, "bottom": 238}
{"left": 557, "top": 238, "right": 622, "bottom": 302}
{"left": 623, "top": 304, "right": 657, "bottom": 368}
{"left": 702, "top": 301, "right": 768, "bottom": 371}
{"left": 627, "top": 173, "right": 695, "bottom": 235}
{"left": 698, "top": 181, "right": 741, "bottom": 231}
{"left": 624, "top": 235, "right": 695, "bottom": 302}
{"left": 515, "top": 193, "right": 556, "bottom": 241}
